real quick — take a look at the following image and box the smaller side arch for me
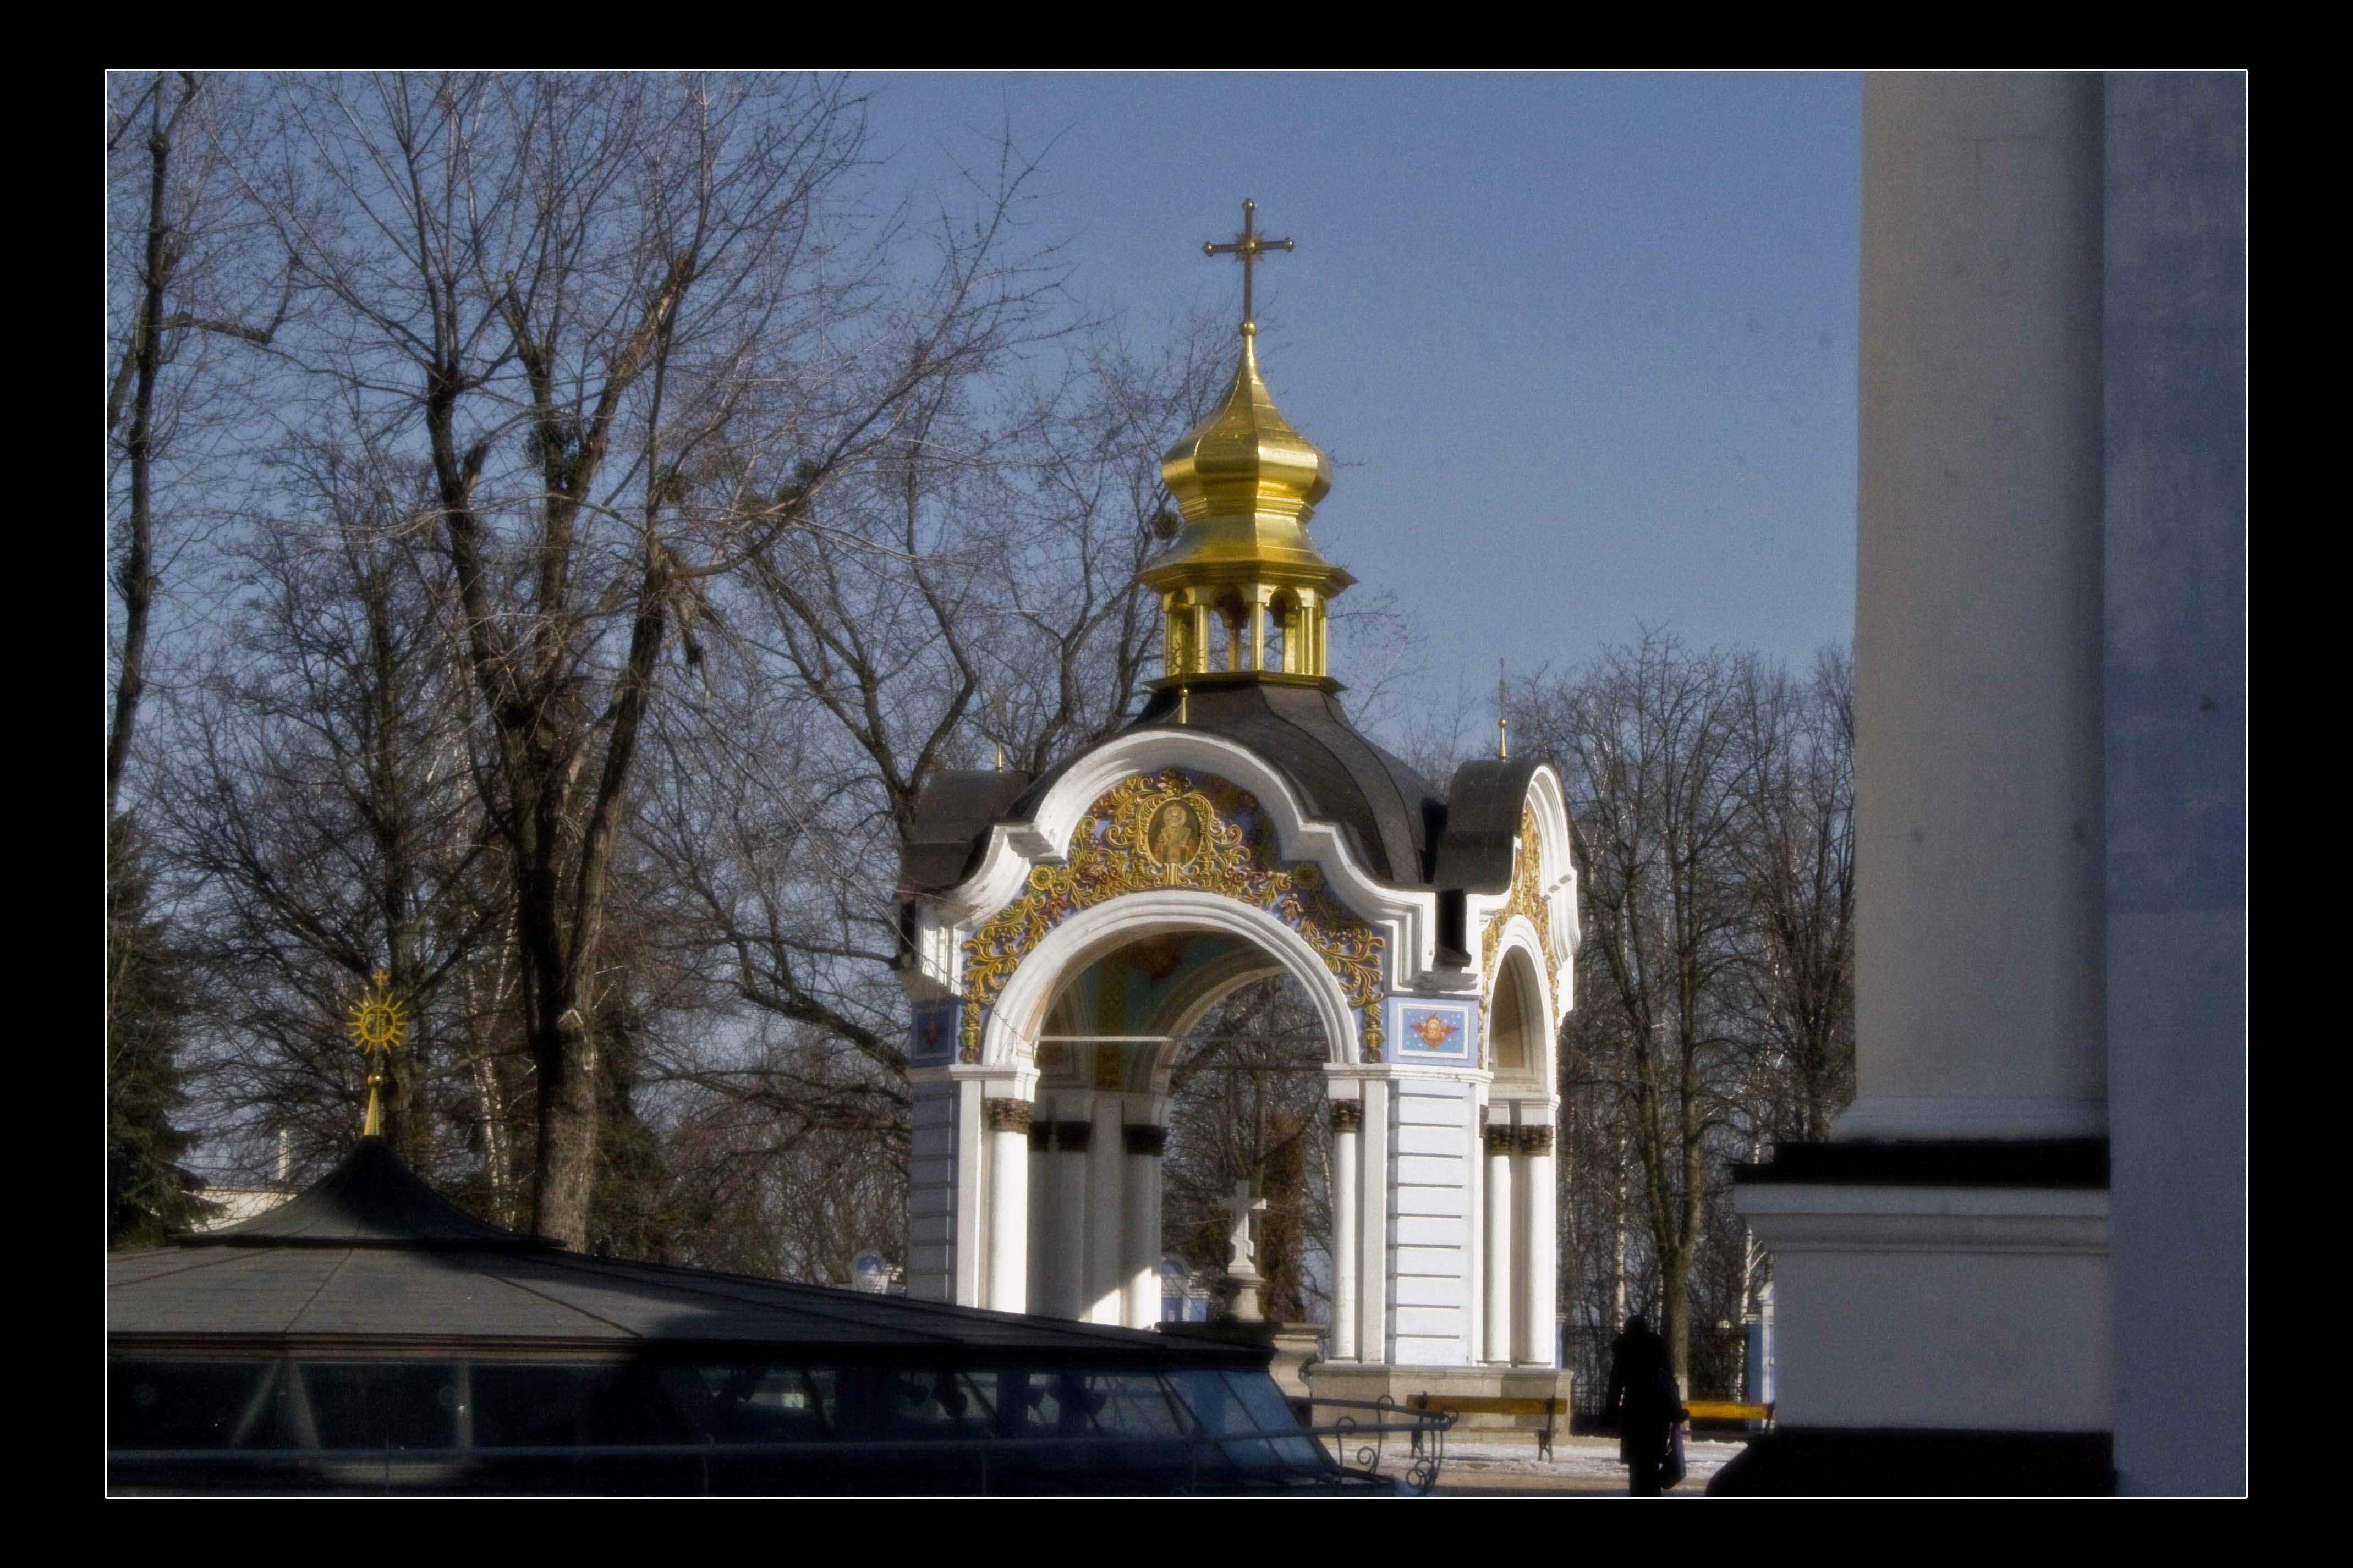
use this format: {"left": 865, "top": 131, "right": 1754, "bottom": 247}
{"left": 1484, "top": 922, "right": 1559, "bottom": 1098}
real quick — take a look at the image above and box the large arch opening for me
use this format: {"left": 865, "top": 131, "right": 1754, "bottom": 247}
{"left": 1018, "top": 932, "right": 1337, "bottom": 1332}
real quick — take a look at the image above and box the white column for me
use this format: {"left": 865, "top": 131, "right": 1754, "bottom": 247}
{"left": 1055, "top": 1113, "right": 1090, "bottom": 1320}
{"left": 1329, "top": 1098, "right": 1362, "bottom": 1361}
{"left": 1027, "top": 1113, "right": 1050, "bottom": 1313}
{"left": 1483, "top": 1121, "right": 1515, "bottom": 1363}
{"left": 1087, "top": 1097, "right": 1126, "bottom": 1323}
{"left": 951, "top": 1079, "right": 986, "bottom": 1307}
{"left": 1843, "top": 71, "right": 2108, "bottom": 1142}
{"left": 1122, "top": 1120, "right": 1166, "bottom": 1328}
{"left": 1518, "top": 1125, "right": 1556, "bottom": 1366}
{"left": 1357, "top": 1079, "right": 1389, "bottom": 1363}
{"left": 983, "top": 1098, "right": 1031, "bottom": 1314}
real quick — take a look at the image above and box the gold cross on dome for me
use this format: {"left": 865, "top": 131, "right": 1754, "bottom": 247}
{"left": 1203, "top": 199, "right": 1295, "bottom": 329}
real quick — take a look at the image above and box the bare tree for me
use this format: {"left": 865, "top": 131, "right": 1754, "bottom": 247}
{"left": 106, "top": 71, "right": 287, "bottom": 818}
{"left": 1521, "top": 634, "right": 1758, "bottom": 1388}
{"left": 254, "top": 73, "right": 1055, "bottom": 1246}
{"left": 156, "top": 441, "right": 503, "bottom": 1184}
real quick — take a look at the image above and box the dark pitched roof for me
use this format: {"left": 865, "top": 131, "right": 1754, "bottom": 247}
{"left": 115, "top": 1140, "right": 1257, "bottom": 1366}
{"left": 184, "top": 1137, "right": 540, "bottom": 1250}
{"left": 108, "top": 1244, "right": 1254, "bottom": 1362}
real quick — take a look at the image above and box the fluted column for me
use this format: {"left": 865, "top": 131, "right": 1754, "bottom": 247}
{"left": 1122, "top": 1123, "right": 1167, "bottom": 1328}
{"left": 1329, "top": 1099, "right": 1362, "bottom": 1360}
{"left": 1483, "top": 1121, "right": 1515, "bottom": 1363}
{"left": 1517, "top": 1125, "right": 1556, "bottom": 1366}
{"left": 983, "top": 1099, "right": 1032, "bottom": 1313}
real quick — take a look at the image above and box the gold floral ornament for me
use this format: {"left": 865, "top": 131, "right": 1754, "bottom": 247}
{"left": 959, "top": 769, "right": 1386, "bottom": 1063}
{"left": 1479, "top": 806, "right": 1551, "bottom": 1066}
{"left": 345, "top": 969, "right": 409, "bottom": 1137}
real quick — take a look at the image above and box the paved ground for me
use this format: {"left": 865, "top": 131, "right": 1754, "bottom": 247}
{"left": 1374, "top": 1432, "right": 1747, "bottom": 1497}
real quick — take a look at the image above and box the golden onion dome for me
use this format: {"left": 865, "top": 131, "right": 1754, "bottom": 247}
{"left": 1150, "top": 326, "right": 1343, "bottom": 582}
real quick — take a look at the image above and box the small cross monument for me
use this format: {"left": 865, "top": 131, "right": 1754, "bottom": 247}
{"left": 1221, "top": 1178, "right": 1269, "bottom": 1323}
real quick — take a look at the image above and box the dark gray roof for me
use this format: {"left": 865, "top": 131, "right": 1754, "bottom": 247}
{"left": 899, "top": 768, "right": 1036, "bottom": 893}
{"left": 109, "top": 1245, "right": 1251, "bottom": 1362}
{"left": 901, "top": 679, "right": 1447, "bottom": 893}
{"left": 1430, "top": 758, "right": 1545, "bottom": 895}
{"left": 113, "top": 1140, "right": 1254, "bottom": 1366}
{"left": 192, "top": 1137, "right": 537, "bottom": 1249}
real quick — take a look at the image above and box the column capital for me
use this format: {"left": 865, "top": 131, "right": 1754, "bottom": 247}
{"left": 1484, "top": 1125, "right": 1518, "bottom": 1156}
{"left": 1122, "top": 1123, "right": 1168, "bottom": 1156}
{"left": 1517, "top": 1125, "right": 1555, "bottom": 1156}
{"left": 984, "top": 1098, "right": 1034, "bottom": 1134}
{"left": 1329, "top": 1099, "right": 1364, "bottom": 1133}
{"left": 1054, "top": 1120, "right": 1093, "bottom": 1153}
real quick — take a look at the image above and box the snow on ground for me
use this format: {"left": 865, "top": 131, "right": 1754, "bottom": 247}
{"left": 1369, "top": 1432, "right": 1749, "bottom": 1495}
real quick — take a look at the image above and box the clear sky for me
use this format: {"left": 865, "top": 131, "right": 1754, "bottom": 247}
{"left": 862, "top": 71, "right": 1861, "bottom": 716}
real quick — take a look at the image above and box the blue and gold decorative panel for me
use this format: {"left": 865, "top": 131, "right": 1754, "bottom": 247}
{"left": 1389, "top": 998, "right": 1477, "bottom": 1061}
{"left": 909, "top": 997, "right": 962, "bottom": 1065}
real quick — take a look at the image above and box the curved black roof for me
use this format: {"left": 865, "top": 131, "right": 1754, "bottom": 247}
{"left": 899, "top": 678, "right": 1546, "bottom": 900}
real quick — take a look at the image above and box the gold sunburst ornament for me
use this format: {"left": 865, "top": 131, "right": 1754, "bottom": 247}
{"left": 346, "top": 969, "right": 409, "bottom": 1136}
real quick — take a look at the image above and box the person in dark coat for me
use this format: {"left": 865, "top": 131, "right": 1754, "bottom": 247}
{"left": 1604, "top": 1315, "right": 1682, "bottom": 1494}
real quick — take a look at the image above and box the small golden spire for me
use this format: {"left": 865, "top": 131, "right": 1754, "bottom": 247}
{"left": 1178, "top": 685, "right": 1190, "bottom": 725}
{"left": 1498, "top": 660, "right": 1509, "bottom": 759}
{"left": 346, "top": 969, "right": 409, "bottom": 1139}
{"left": 994, "top": 741, "right": 1005, "bottom": 773}
{"left": 1140, "top": 201, "right": 1351, "bottom": 694}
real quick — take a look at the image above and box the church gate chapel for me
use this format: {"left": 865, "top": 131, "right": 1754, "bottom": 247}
{"left": 894, "top": 206, "right": 1578, "bottom": 1396}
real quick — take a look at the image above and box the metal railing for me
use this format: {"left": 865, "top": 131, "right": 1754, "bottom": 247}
{"left": 1298, "top": 1394, "right": 1457, "bottom": 1494}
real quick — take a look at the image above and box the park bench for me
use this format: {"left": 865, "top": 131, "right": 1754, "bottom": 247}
{"left": 1405, "top": 1394, "right": 1567, "bottom": 1459}
{"left": 1681, "top": 1399, "right": 1775, "bottom": 1426}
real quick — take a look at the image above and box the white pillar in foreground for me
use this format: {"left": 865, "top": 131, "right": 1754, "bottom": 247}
{"left": 1329, "top": 1098, "right": 1362, "bottom": 1361}
{"left": 1517, "top": 1125, "right": 1556, "bottom": 1366}
{"left": 1122, "top": 1121, "right": 1166, "bottom": 1328}
{"left": 983, "top": 1098, "right": 1031, "bottom": 1313}
{"left": 1483, "top": 1121, "right": 1515, "bottom": 1364}
{"left": 1842, "top": 70, "right": 2109, "bottom": 1143}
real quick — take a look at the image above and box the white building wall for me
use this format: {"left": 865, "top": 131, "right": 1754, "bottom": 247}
{"left": 906, "top": 1081, "right": 959, "bottom": 1301}
{"left": 1387, "top": 1077, "right": 1472, "bottom": 1366}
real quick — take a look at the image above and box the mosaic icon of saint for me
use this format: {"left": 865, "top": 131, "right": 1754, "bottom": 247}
{"left": 1150, "top": 801, "right": 1200, "bottom": 868}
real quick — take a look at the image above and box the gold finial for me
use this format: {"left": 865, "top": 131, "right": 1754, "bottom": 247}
{"left": 1178, "top": 685, "right": 1190, "bottom": 725}
{"left": 1498, "top": 660, "right": 1509, "bottom": 759}
{"left": 995, "top": 741, "right": 1005, "bottom": 773}
{"left": 345, "top": 969, "right": 409, "bottom": 1138}
{"left": 1203, "top": 198, "right": 1295, "bottom": 331}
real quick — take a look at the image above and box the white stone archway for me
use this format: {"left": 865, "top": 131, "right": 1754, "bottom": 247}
{"left": 900, "top": 755, "right": 1578, "bottom": 1395}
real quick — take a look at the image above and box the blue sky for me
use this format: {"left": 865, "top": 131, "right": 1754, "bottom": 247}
{"left": 863, "top": 72, "right": 1861, "bottom": 716}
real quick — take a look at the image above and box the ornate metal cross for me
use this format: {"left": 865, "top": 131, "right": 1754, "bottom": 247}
{"left": 1203, "top": 199, "right": 1295, "bottom": 329}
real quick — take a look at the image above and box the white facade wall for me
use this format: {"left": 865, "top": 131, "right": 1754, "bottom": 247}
{"left": 906, "top": 1081, "right": 959, "bottom": 1302}
{"left": 1387, "top": 1077, "right": 1473, "bottom": 1366}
